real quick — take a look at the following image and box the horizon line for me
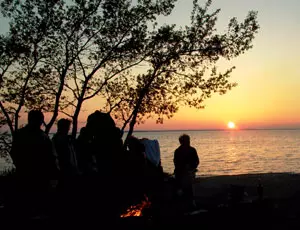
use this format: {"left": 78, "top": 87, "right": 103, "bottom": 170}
{"left": 44, "top": 127, "right": 300, "bottom": 134}
{"left": 127, "top": 127, "right": 300, "bottom": 132}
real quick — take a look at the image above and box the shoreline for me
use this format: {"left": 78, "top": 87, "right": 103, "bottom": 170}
{"left": 1, "top": 171, "right": 300, "bottom": 201}
{"left": 192, "top": 172, "right": 300, "bottom": 201}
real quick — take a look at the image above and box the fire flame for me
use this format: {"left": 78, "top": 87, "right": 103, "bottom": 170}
{"left": 120, "top": 195, "right": 151, "bottom": 217}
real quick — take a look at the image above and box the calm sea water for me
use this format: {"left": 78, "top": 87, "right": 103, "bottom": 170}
{"left": 1, "top": 130, "right": 300, "bottom": 176}
{"left": 131, "top": 129, "right": 300, "bottom": 176}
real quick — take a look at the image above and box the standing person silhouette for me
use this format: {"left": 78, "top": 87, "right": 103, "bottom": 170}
{"left": 85, "top": 111, "right": 124, "bottom": 222}
{"left": 52, "top": 118, "right": 78, "bottom": 177}
{"left": 9, "top": 110, "right": 59, "bottom": 218}
{"left": 76, "top": 127, "right": 97, "bottom": 175}
{"left": 173, "top": 134, "right": 199, "bottom": 209}
{"left": 52, "top": 118, "right": 79, "bottom": 219}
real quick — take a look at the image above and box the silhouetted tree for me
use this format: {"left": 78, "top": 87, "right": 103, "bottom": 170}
{"left": 0, "top": 0, "right": 177, "bottom": 143}
{"left": 104, "top": 0, "right": 259, "bottom": 142}
{"left": 0, "top": 19, "right": 58, "bottom": 158}
{"left": 63, "top": 0, "right": 177, "bottom": 138}
{"left": 0, "top": 0, "right": 259, "bottom": 159}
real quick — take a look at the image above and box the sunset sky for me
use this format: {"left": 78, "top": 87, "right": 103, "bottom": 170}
{"left": 1, "top": 0, "right": 299, "bottom": 131}
{"left": 136, "top": 0, "right": 300, "bottom": 130}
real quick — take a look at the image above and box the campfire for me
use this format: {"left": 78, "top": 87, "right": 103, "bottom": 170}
{"left": 120, "top": 195, "right": 151, "bottom": 217}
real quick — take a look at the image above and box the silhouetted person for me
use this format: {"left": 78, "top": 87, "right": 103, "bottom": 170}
{"left": 85, "top": 111, "right": 124, "bottom": 221}
{"left": 52, "top": 119, "right": 78, "bottom": 176}
{"left": 140, "top": 138, "right": 164, "bottom": 215}
{"left": 52, "top": 118, "right": 79, "bottom": 219}
{"left": 86, "top": 111, "right": 123, "bottom": 173}
{"left": 124, "top": 136, "right": 148, "bottom": 205}
{"left": 173, "top": 134, "right": 199, "bottom": 209}
{"left": 9, "top": 110, "right": 58, "bottom": 217}
{"left": 76, "top": 127, "right": 97, "bottom": 175}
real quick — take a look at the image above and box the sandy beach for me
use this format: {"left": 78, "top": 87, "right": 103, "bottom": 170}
{"left": 130, "top": 173, "right": 300, "bottom": 229}
{"left": 2, "top": 172, "right": 300, "bottom": 229}
{"left": 195, "top": 173, "right": 300, "bottom": 199}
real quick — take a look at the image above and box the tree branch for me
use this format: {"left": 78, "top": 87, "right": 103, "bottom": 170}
{"left": 64, "top": 83, "right": 79, "bottom": 100}
{"left": 59, "top": 110, "right": 73, "bottom": 118}
{"left": 72, "top": 63, "right": 80, "bottom": 96}
{"left": 0, "top": 61, "right": 13, "bottom": 86}
{"left": 121, "top": 111, "right": 133, "bottom": 133}
{"left": 0, "top": 101, "right": 14, "bottom": 134}
{"left": 77, "top": 56, "right": 88, "bottom": 79}
{"left": 14, "top": 59, "right": 39, "bottom": 130}
{"left": 108, "top": 98, "right": 125, "bottom": 113}
{"left": 83, "top": 58, "right": 146, "bottom": 101}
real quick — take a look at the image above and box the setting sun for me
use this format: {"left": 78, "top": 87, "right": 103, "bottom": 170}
{"left": 227, "top": 121, "right": 236, "bottom": 129}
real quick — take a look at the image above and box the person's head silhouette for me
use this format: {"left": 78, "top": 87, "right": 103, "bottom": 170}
{"left": 86, "top": 110, "right": 116, "bottom": 136}
{"left": 28, "top": 110, "right": 44, "bottom": 129}
{"left": 57, "top": 118, "right": 71, "bottom": 135}
{"left": 79, "top": 127, "right": 86, "bottom": 136}
{"left": 179, "top": 134, "right": 190, "bottom": 146}
{"left": 127, "top": 136, "right": 145, "bottom": 154}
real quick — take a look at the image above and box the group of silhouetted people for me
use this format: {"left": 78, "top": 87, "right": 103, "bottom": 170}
{"left": 7, "top": 109, "right": 200, "bottom": 221}
{"left": 7, "top": 110, "right": 162, "bottom": 220}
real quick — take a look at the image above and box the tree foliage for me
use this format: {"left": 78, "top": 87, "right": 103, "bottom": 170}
{"left": 0, "top": 0, "right": 259, "bottom": 158}
{"left": 104, "top": 0, "right": 259, "bottom": 140}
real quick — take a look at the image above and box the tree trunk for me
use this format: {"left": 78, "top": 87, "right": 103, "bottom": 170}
{"left": 71, "top": 78, "right": 89, "bottom": 139}
{"left": 123, "top": 108, "right": 139, "bottom": 150}
{"left": 45, "top": 74, "right": 66, "bottom": 134}
{"left": 126, "top": 111, "right": 137, "bottom": 140}
{"left": 71, "top": 98, "right": 83, "bottom": 139}
{"left": 124, "top": 89, "right": 147, "bottom": 147}
{"left": 124, "top": 70, "right": 158, "bottom": 147}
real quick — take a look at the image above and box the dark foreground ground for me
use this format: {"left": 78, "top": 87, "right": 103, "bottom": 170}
{"left": 1, "top": 172, "right": 300, "bottom": 229}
